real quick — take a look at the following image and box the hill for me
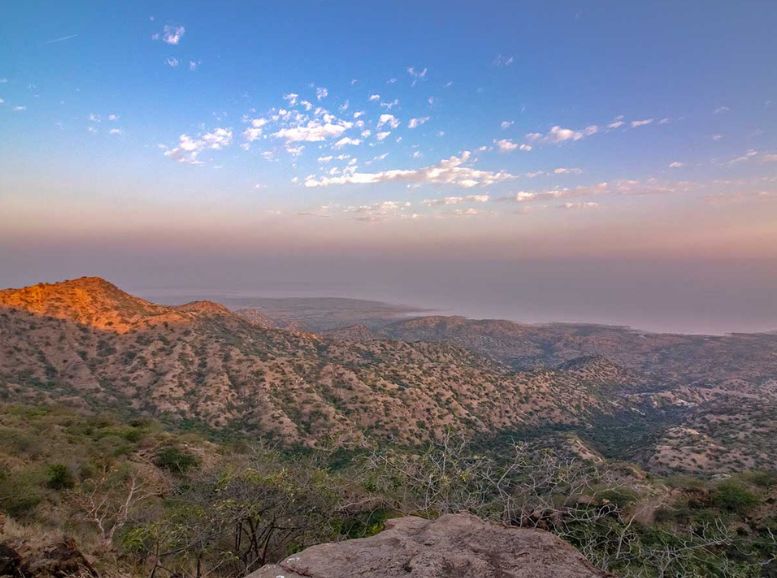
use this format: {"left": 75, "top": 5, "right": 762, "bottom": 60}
{"left": 0, "top": 278, "right": 627, "bottom": 448}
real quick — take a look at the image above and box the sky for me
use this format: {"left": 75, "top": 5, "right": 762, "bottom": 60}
{"left": 1, "top": 1, "right": 777, "bottom": 333}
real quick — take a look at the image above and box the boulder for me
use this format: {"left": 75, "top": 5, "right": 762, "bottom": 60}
{"left": 247, "top": 513, "right": 612, "bottom": 578}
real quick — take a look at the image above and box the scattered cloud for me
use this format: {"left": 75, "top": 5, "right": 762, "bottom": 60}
{"left": 334, "top": 136, "right": 361, "bottom": 148}
{"left": 369, "top": 94, "right": 380, "bottom": 102}
{"left": 630, "top": 118, "right": 653, "bottom": 128}
{"left": 562, "top": 201, "right": 599, "bottom": 209}
{"left": 161, "top": 25, "right": 185, "bottom": 45}
{"left": 163, "top": 128, "right": 232, "bottom": 164}
{"left": 500, "top": 120, "right": 514, "bottom": 129}
{"left": 493, "top": 54, "right": 514, "bottom": 67}
{"left": 316, "top": 86, "right": 328, "bottom": 100}
{"left": 407, "top": 66, "right": 428, "bottom": 85}
{"left": 243, "top": 117, "right": 268, "bottom": 142}
{"left": 44, "top": 34, "right": 79, "bottom": 45}
{"left": 377, "top": 114, "right": 400, "bottom": 129}
{"left": 408, "top": 116, "right": 430, "bottom": 129}
{"left": 553, "top": 167, "right": 582, "bottom": 175}
{"left": 494, "top": 138, "right": 532, "bottom": 152}
{"left": 669, "top": 161, "right": 685, "bottom": 168}
{"left": 714, "top": 106, "right": 730, "bottom": 114}
{"left": 272, "top": 118, "right": 352, "bottom": 143}
{"left": 304, "top": 150, "right": 515, "bottom": 188}
{"left": 342, "top": 200, "right": 414, "bottom": 222}
{"left": 166, "top": 57, "right": 179, "bottom": 68}
{"left": 527, "top": 125, "right": 598, "bottom": 144}
{"left": 422, "top": 194, "right": 490, "bottom": 206}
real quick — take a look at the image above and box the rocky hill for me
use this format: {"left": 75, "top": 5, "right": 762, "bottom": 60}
{"left": 0, "top": 278, "right": 628, "bottom": 448}
{"left": 250, "top": 514, "right": 611, "bottom": 578}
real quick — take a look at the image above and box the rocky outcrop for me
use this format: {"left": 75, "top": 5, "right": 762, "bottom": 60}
{"left": 248, "top": 513, "right": 611, "bottom": 578}
{"left": 0, "top": 537, "right": 98, "bottom": 578}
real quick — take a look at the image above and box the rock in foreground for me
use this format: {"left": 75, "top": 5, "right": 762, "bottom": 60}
{"left": 248, "top": 513, "right": 610, "bottom": 578}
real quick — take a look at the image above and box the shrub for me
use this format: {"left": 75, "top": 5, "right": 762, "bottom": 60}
{"left": 712, "top": 480, "right": 758, "bottom": 513}
{"left": 46, "top": 463, "right": 75, "bottom": 490}
{"left": 154, "top": 445, "right": 199, "bottom": 475}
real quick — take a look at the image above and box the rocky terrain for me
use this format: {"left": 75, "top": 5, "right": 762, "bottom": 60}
{"left": 330, "top": 315, "right": 777, "bottom": 475}
{"left": 249, "top": 514, "right": 610, "bottom": 578}
{"left": 0, "top": 278, "right": 625, "bottom": 448}
{"left": 1, "top": 276, "right": 775, "bottom": 474}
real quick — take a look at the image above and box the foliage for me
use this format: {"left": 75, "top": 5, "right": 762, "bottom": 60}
{"left": 154, "top": 445, "right": 200, "bottom": 475}
{"left": 46, "top": 463, "right": 75, "bottom": 490}
{"left": 0, "top": 403, "right": 775, "bottom": 578}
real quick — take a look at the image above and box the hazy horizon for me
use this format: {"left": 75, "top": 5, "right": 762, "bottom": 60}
{"left": 2, "top": 253, "right": 776, "bottom": 335}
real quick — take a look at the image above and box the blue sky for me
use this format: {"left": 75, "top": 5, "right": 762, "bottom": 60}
{"left": 1, "top": 1, "right": 777, "bottom": 332}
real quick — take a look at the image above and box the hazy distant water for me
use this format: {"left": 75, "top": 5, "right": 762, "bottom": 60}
{"left": 134, "top": 258, "right": 777, "bottom": 336}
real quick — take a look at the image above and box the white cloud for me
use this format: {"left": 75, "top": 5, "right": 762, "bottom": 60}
{"left": 630, "top": 118, "right": 653, "bottom": 128}
{"left": 305, "top": 151, "right": 515, "bottom": 189}
{"left": 377, "top": 114, "right": 400, "bottom": 129}
{"left": 243, "top": 117, "right": 268, "bottom": 142}
{"left": 343, "top": 200, "right": 413, "bottom": 222}
{"left": 408, "top": 116, "right": 430, "bottom": 129}
{"left": 109, "top": 128, "right": 123, "bottom": 135}
{"left": 334, "top": 136, "right": 362, "bottom": 148}
{"left": 12, "top": 106, "right": 26, "bottom": 112}
{"left": 422, "top": 194, "right": 490, "bottom": 206}
{"left": 562, "top": 201, "right": 599, "bottom": 209}
{"left": 161, "top": 25, "right": 185, "bottom": 45}
{"left": 188, "top": 60, "right": 200, "bottom": 71}
{"left": 527, "top": 125, "right": 598, "bottom": 144}
{"left": 316, "top": 87, "right": 328, "bottom": 100}
{"left": 285, "top": 144, "right": 305, "bottom": 156}
{"left": 714, "top": 106, "right": 730, "bottom": 114}
{"left": 500, "top": 120, "right": 514, "bottom": 129}
{"left": 669, "top": 161, "right": 685, "bottom": 168}
{"left": 166, "top": 57, "right": 179, "bottom": 68}
{"left": 607, "top": 118, "right": 625, "bottom": 129}
{"left": 495, "top": 138, "right": 531, "bottom": 152}
{"left": 375, "top": 131, "right": 391, "bottom": 141}
{"left": 283, "top": 93, "right": 299, "bottom": 106}
{"left": 369, "top": 94, "right": 380, "bottom": 102}
{"left": 407, "top": 66, "right": 428, "bottom": 85}
{"left": 495, "top": 138, "right": 518, "bottom": 152}
{"left": 380, "top": 99, "right": 399, "bottom": 110}
{"left": 553, "top": 167, "right": 582, "bottom": 174}
{"left": 163, "top": 127, "right": 232, "bottom": 164}
{"left": 493, "top": 54, "right": 514, "bottom": 67}
{"left": 272, "top": 119, "right": 352, "bottom": 143}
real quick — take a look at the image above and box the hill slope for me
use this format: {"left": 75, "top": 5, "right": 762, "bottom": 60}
{"left": 0, "top": 278, "right": 627, "bottom": 447}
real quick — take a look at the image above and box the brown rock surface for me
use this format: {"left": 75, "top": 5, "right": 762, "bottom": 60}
{"left": 248, "top": 513, "right": 611, "bottom": 578}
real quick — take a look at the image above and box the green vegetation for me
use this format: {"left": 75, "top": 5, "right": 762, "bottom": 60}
{"left": 0, "top": 403, "right": 775, "bottom": 578}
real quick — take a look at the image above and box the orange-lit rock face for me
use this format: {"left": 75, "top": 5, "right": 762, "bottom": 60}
{"left": 0, "top": 277, "right": 227, "bottom": 334}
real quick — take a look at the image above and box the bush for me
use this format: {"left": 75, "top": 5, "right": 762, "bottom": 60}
{"left": 154, "top": 445, "right": 199, "bottom": 475}
{"left": 0, "top": 470, "right": 43, "bottom": 517}
{"left": 712, "top": 480, "right": 758, "bottom": 513}
{"left": 46, "top": 463, "right": 75, "bottom": 490}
